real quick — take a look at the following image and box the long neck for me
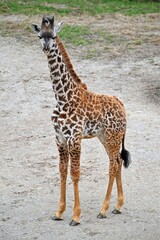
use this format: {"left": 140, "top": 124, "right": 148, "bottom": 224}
{"left": 47, "top": 38, "right": 77, "bottom": 106}
{"left": 55, "top": 36, "right": 87, "bottom": 90}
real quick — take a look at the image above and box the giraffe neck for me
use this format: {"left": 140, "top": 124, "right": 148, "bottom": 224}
{"left": 55, "top": 36, "right": 87, "bottom": 90}
{"left": 47, "top": 39, "right": 77, "bottom": 107}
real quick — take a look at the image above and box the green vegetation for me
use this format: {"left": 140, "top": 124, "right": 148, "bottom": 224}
{"left": 59, "top": 25, "right": 93, "bottom": 46}
{"left": 0, "top": 0, "right": 159, "bottom": 16}
{"left": 0, "top": 0, "right": 159, "bottom": 59}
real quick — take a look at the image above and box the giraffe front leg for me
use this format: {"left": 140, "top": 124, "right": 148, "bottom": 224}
{"left": 68, "top": 139, "right": 81, "bottom": 226}
{"left": 52, "top": 140, "right": 69, "bottom": 221}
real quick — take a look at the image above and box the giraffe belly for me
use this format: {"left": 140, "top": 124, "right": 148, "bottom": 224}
{"left": 81, "top": 134, "right": 96, "bottom": 139}
{"left": 82, "top": 122, "right": 103, "bottom": 139}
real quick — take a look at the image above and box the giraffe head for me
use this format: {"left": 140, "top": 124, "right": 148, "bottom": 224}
{"left": 32, "top": 16, "right": 63, "bottom": 52}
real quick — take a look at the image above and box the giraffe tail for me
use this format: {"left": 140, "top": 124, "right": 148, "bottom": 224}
{"left": 121, "top": 134, "right": 131, "bottom": 168}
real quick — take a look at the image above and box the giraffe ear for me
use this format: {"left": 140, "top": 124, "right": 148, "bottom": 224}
{"left": 54, "top": 21, "right": 64, "bottom": 33}
{"left": 31, "top": 24, "right": 41, "bottom": 33}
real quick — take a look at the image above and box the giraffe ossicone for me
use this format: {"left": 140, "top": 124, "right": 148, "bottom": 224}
{"left": 32, "top": 16, "right": 131, "bottom": 226}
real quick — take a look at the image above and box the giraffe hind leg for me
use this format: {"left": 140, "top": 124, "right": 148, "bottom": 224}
{"left": 112, "top": 154, "right": 124, "bottom": 214}
{"left": 97, "top": 136, "right": 124, "bottom": 218}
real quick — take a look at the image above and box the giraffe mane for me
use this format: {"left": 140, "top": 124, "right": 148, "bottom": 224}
{"left": 55, "top": 36, "right": 87, "bottom": 90}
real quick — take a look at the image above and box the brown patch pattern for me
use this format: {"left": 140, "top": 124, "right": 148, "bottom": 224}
{"left": 36, "top": 16, "right": 130, "bottom": 224}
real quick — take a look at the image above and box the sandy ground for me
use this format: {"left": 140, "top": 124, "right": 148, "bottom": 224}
{"left": 0, "top": 14, "right": 160, "bottom": 240}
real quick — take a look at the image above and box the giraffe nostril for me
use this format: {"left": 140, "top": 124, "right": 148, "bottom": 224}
{"left": 43, "top": 45, "right": 51, "bottom": 52}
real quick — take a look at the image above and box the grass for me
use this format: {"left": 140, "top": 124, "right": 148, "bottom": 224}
{"left": 59, "top": 25, "right": 93, "bottom": 46}
{"left": 0, "top": 0, "right": 159, "bottom": 16}
{"left": 0, "top": 0, "right": 159, "bottom": 60}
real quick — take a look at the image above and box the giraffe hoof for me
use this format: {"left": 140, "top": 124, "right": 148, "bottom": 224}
{"left": 97, "top": 213, "right": 107, "bottom": 219}
{"left": 112, "top": 209, "right": 121, "bottom": 214}
{"left": 52, "top": 215, "right": 63, "bottom": 221}
{"left": 69, "top": 220, "right": 80, "bottom": 226}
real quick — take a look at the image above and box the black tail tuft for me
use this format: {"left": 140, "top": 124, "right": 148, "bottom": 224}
{"left": 121, "top": 148, "right": 131, "bottom": 168}
{"left": 121, "top": 135, "right": 131, "bottom": 168}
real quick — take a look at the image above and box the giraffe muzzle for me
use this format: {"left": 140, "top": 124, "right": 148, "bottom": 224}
{"left": 43, "top": 45, "right": 50, "bottom": 52}
{"left": 43, "top": 41, "right": 51, "bottom": 52}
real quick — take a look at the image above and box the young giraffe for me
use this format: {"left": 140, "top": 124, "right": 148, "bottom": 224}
{"left": 32, "top": 16, "right": 131, "bottom": 226}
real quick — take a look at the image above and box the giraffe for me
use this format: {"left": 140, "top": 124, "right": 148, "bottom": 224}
{"left": 32, "top": 16, "right": 131, "bottom": 226}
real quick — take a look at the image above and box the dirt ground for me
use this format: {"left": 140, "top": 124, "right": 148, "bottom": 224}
{"left": 0, "top": 13, "right": 160, "bottom": 240}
